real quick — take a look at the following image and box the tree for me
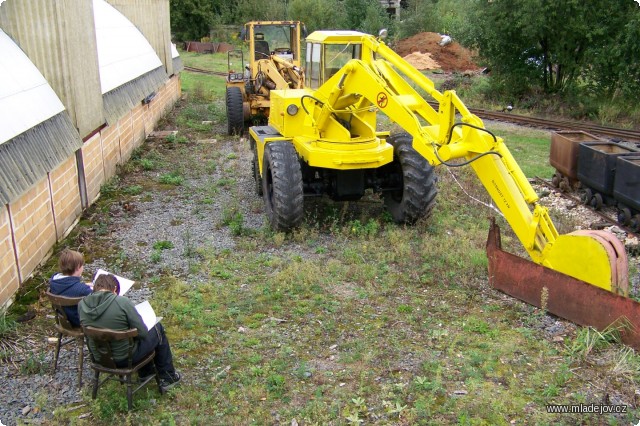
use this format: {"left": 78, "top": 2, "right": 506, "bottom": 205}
{"left": 288, "top": 0, "right": 344, "bottom": 32}
{"left": 342, "top": 0, "right": 390, "bottom": 34}
{"left": 587, "top": 2, "right": 640, "bottom": 100}
{"left": 169, "top": 0, "right": 215, "bottom": 42}
{"left": 463, "top": 0, "right": 636, "bottom": 97}
{"left": 222, "top": 0, "right": 288, "bottom": 24}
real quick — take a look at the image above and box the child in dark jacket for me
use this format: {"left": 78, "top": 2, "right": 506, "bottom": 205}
{"left": 79, "top": 274, "right": 181, "bottom": 390}
{"left": 49, "top": 249, "right": 92, "bottom": 327}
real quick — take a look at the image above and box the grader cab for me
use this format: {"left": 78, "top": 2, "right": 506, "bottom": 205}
{"left": 225, "top": 21, "right": 306, "bottom": 135}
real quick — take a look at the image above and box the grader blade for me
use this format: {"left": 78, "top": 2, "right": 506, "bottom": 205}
{"left": 486, "top": 219, "right": 640, "bottom": 350}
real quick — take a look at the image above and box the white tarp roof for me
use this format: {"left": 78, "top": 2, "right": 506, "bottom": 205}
{"left": 171, "top": 43, "right": 179, "bottom": 59}
{"left": 0, "top": 29, "right": 65, "bottom": 144}
{"left": 93, "top": 0, "right": 163, "bottom": 94}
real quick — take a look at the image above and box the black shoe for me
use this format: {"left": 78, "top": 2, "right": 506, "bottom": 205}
{"left": 160, "top": 372, "right": 181, "bottom": 391}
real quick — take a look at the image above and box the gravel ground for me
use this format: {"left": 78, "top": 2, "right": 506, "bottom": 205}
{"left": 0, "top": 132, "right": 264, "bottom": 425}
{"left": 1, "top": 120, "right": 639, "bottom": 424}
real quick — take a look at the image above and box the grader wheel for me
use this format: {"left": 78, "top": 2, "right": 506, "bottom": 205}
{"left": 262, "top": 142, "right": 304, "bottom": 231}
{"left": 226, "top": 87, "right": 244, "bottom": 135}
{"left": 383, "top": 133, "right": 438, "bottom": 224}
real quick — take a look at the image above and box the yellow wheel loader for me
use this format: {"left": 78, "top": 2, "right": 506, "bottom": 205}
{"left": 248, "top": 29, "right": 638, "bottom": 348}
{"left": 225, "top": 21, "right": 306, "bottom": 135}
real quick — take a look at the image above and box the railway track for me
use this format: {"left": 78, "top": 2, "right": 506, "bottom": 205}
{"left": 183, "top": 66, "right": 227, "bottom": 77}
{"left": 477, "top": 109, "right": 640, "bottom": 142}
{"left": 183, "top": 66, "right": 640, "bottom": 142}
{"left": 426, "top": 101, "right": 640, "bottom": 142}
{"left": 534, "top": 176, "right": 639, "bottom": 239}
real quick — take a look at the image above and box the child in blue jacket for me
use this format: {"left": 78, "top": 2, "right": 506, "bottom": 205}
{"left": 49, "top": 249, "right": 92, "bottom": 326}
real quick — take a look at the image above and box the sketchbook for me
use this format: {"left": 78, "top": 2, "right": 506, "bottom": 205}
{"left": 135, "top": 301, "right": 163, "bottom": 331}
{"left": 92, "top": 269, "right": 134, "bottom": 295}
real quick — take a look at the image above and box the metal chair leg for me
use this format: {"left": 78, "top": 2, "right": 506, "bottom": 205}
{"left": 53, "top": 332, "right": 62, "bottom": 372}
{"left": 153, "top": 364, "right": 164, "bottom": 394}
{"left": 126, "top": 374, "right": 133, "bottom": 411}
{"left": 77, "top": 336, "right": 84, "bottom": 388}
{"left": 92, "top": 370, "right": 100, "bottom": 399}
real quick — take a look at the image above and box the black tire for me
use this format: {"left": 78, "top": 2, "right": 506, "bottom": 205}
{"left": 262, "top": 142, "right": 304, "bottom": 231}
{"left": 383, "top": 133, "right": 438, "bottom": 224}
{"left": 582, "top": 188, "right": 593, "bottom": 205}
{"left": 590, "top": 193, "right": 603, "bottom": 210}
{"left": 618, "top": 207, "right": 632, "bottom": 225}
{"left": 226, "top": 87, "right": 244, "bottom": 135}
{"left": 251, "top": 141, "right": 263, "bottom": 196}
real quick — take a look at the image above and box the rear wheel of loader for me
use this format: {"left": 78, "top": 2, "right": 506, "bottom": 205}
{"left": 262, "top": 142, "right": 304, "bottom": 231}
{"left": 226, "top": 87, "right": 244, "bottom": 135}
{"left": 383, "top": 133, "right": 438, "bottom": 224}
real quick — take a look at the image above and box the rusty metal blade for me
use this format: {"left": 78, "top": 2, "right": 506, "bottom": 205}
{"left": 486, "top": 218, "right": 640, "bottom": 350}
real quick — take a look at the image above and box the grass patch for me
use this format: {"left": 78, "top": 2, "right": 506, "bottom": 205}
{"left": 24, "top": 48, "right": 640, "bottom": 425}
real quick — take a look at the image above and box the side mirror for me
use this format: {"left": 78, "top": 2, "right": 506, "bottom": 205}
{"left": 240, "top": 28, "right": 247, "bottom": 41}
{"left": 302, "top": 24, "right": 308, "bottom": 38}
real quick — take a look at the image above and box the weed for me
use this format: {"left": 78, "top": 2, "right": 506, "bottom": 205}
{"left": 139, "top": 158, "right": 156, "bottom": 170}
{"left": 153, "top": 240, "right": 174, "bottom": 250}
{"left": 165, "top": 133, "right": 188, "bottom": 144}
{"left": 159, "top": 172, "right": 184, "bottom": 186}
{"left": 266, "top": 374, "right": 286, "bottom": 398}
{"left": 0, "top": 313, "right": 17, "bottom": 337}
{"left": 216, "top": 177, "right": 235, "bottom": 188}
{"left": 123, "top": 185, "right": 143, "bottom": 195}
{"left": 150, "top": 250, "right": 162, "bottom": 263}
{"left": 221, "top": 206, "right": 249, "bottom": 236}
{"left": 100, "top": 177, "right": 120, "bottom": 197}
{"left": 20, "top": 352, "right": 47, "bottom": 375}
{"left": 570, "top": 323, "right": 625, "bottom": 358}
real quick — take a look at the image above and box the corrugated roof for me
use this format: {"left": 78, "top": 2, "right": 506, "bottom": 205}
{"left": 93, "top": 0, "right": 163, "bottom": 94}
{"left": 0, "top": 112, "right": 82, "bottom": 204}
{"left": 0, "top": 29, "right": 65, "bottom": 144}
{"left": 103, "top": 65, "right": 167, "bottom": 124}
{"left": 172, "top": 44, "right": 184, "bottom": 74}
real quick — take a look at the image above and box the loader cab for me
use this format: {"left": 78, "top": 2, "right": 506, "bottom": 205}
{"left": 305, "top": 31, "right": 364, "bottom": 89}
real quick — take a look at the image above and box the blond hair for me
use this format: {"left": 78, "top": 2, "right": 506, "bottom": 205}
{"left": 58, "top": 249, "right": 84, "bottom": 275}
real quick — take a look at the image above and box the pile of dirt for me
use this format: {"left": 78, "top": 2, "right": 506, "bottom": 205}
{"left": 393, "top": 32, "right": 479, "bottom": 72}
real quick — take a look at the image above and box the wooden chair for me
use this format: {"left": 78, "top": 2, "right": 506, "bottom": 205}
{"left": 82, "top": 326, "right": 164, "bottom": 410}
{"left": 45, "top": 291, "right": 85, "bottom": 387}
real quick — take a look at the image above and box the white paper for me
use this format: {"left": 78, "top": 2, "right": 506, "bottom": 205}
{"left": 135, "top": 301, "right": 162, "bottom": 331}
{"left": 93, "top": 269, "right": 134, "bottom": 295}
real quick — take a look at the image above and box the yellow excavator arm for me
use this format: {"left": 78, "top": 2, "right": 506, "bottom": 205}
{"left": 265, "top": 32, "right": 627, "bottom": 293}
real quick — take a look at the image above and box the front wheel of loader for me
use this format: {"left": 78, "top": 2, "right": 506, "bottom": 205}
{"left": 383, "top": 133, "right": 438, "bottom": 224}
{"left": 226, "top": 87, "right": 244, "bottom": 135}
{"left": 262, "top": 142, "right": 304, "bottom": 231}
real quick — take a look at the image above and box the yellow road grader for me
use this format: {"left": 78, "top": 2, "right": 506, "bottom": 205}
{"left": 225, "top": 21, "right": 306, "bottom": 135}
{"left": 246, "top": 29, "right": 638, "bottom": 348}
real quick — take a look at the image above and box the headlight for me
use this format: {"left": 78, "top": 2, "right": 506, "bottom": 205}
{"left": 286, "top": 104, "right": 299, "bottom": 116}
{"left": 228, "top": 73, "right": 244, "bottom": 82}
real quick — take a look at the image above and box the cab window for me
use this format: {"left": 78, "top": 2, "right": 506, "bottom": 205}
{"left": 323, "top": 43, "right": 361, "bottom": 83}
{"left": 306, "top": 42, "right": 322, "bottom": 89}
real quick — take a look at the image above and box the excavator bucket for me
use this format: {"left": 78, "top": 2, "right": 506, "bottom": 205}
{"left": 486, "top": 219, "right": 640, "bottom": 350}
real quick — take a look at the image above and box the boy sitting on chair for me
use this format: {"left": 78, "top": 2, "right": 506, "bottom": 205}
{"left": 49, "top": 249, "right": 92, "bottom": 327}
{"left": 79, "top": 274, "right": 181, "bottom": 390}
